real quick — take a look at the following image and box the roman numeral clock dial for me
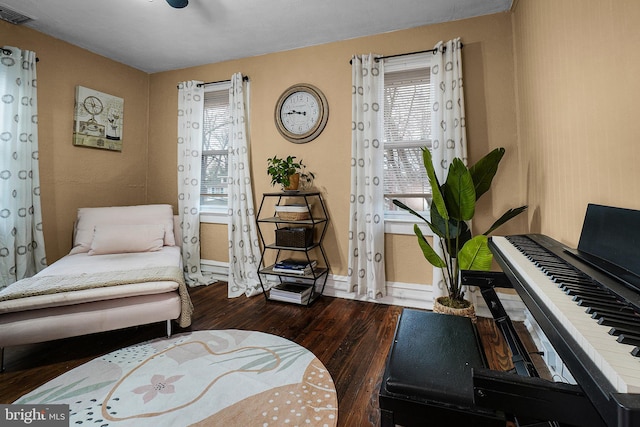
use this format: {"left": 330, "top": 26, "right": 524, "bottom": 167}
{"left": 275, "top": 84, "right": 329, "bottom": 143}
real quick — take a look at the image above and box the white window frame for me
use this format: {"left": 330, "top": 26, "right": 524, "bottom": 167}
{"left": 382, "top": 53, "right": 435, "bottom": 235}
{"left": 200, "top": 81, "right": 231, "bottom": 224}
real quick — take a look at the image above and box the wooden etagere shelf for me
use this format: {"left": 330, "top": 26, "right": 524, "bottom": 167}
{"left": 256, "top": 191, "right": 330, "bottom": 306}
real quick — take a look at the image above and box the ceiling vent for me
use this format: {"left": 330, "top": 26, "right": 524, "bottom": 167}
{"left": 0, "top": 6, "right": 33, "bottom": 25}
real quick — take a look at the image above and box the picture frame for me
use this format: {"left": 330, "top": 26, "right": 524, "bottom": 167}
{"left": 73, "top": 86, "right": 124, "bottom": 151}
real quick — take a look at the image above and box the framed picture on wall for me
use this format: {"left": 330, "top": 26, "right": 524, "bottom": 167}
{"left": 73, "top": 86, "right": 124, "bottom": 151}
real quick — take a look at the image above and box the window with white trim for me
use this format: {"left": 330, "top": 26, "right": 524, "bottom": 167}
{"left": 383, "top": 53, "right": 433, "bottom": 227}
{"left": 200, "top": 82, "right": 231, "bottom": 213}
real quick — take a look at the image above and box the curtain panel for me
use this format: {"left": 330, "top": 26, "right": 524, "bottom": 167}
{"left": 0, "top": 47, "right": 46, "bottom": 289}
{"left": 347, "top": 54, "right": 386, "bottom": 299}
{"left": 227, "top": 73, "right": 262, "bottom": 298}
{"left": 177, "top": 80, "right": 210, "bottom": 287}
{"left": 430, "top": 38, "right": 471, "bottom": 302}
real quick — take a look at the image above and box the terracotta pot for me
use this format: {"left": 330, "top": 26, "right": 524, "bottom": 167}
{"left": 284, "top": 173, "right": 300, "bottom": 191}
{"left": 433, "top": 296, "right": 476, "bottom": 322}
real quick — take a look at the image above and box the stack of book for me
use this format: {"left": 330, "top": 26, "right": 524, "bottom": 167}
{"left": 271, "top": 258, "right": 317, "bottom": 275}
{"left": 269, "top": 282, "right": 313, "bottom": 304}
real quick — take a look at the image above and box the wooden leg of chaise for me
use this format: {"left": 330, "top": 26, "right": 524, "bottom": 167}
{"left": 0, "top": 347, "right": 4, "bottom": 373}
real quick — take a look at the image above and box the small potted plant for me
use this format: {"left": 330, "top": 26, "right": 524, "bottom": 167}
{"left": 267, "top": 155, "right": 314, "bottom": 191}
{"left": 393, "top": 147, "right": 527, "bottom": 318}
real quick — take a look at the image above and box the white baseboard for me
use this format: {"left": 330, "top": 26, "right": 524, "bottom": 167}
{"left": 200, "top": 259, "right": 526, "bottom": 318}
{"left": 322, "top": 274, "right": 526, "bottom": 319}
{"left": 200, "top": 259, "right": 229, "bottom": 283}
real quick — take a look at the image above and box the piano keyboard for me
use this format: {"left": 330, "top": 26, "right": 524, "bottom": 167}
{"left": 491, "top": 235, "right": 640, "bottom": 394}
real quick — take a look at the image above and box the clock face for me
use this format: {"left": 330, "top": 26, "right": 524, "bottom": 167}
{"left": 280, "top": 91, "right": 320, "bottom": 135}
{"left": 275, "top": 84, "right": 328, "bottom": 144}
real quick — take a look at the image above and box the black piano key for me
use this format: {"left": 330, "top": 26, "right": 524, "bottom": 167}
{"left": 564, "top": 288, "right": 616, "bottom": 299}
{"left": 587, "top": 305, "right": 640, "bottom": 316}
{"left": 541, "top": 266, "right": 572, "bottom": 273}
{"left": 565, "top": 286, "right": 617, "bottom": 297}
{"left": 544, "top": 268, "right": 581, "bottom": 276}
{"left": 542, "top": 265, "right": 577, "bottom": 273}
{"left": 553, "top": 278, "right": 593, "bottom": 287}
{"left": 632, "top": 347, "right": 640, "bottom": 357}
{"left": 538, "top": 261, "right": 560, "bottom": 266}
{"left": 598, "top": 316, "right": 640, "bottom": 329}
{"left": 554, "top": 277, "right": 594, "bottom": 286}
{"left": 575, "top": 297, "right": 633, "bottom": 312}
{"left": 536, "top": 262, "right": 567, "bottom": 269}
{"left": 608, "top": 326, "right": 640, "bottom": 338}
{"left": 559, "top": 282, "right": 609, "bottom": 291}
{"left": 616, "top": 334, "right": 640, "bottom": 347}
{"left": 590, "top": 309, "right": 640, "bottom": 322}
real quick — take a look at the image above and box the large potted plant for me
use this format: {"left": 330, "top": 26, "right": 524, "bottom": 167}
{"left": 393, "top": 147, "right": 526, "bottom": 316}
{"left": 267, "top": 155, "right": 314, "bottom": 191}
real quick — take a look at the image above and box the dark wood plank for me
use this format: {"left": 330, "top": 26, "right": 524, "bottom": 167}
{"left": 514, "top": 320, "right": 553, "bottom": 380}
{"left": 477, "top": 316, "right": 514, "bottom": 372}
{"left": 0, "top": 282, "right": 535, "bottom": 426}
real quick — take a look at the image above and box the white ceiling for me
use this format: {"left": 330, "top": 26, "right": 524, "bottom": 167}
{"left": 1, "top": 0, "right": 512, "bottom": 73}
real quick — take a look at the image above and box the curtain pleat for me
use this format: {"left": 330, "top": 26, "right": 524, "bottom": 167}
{"left": 348, "top": 54, "right": 386, "bottom": 299}
{"left": 0, "top": 47, "right": 47, "bottom": 289}
{"left": 227, "top": 73, "right": 262, "bottom": 298}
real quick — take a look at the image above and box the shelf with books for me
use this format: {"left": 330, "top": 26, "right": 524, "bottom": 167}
{"left": 273, "top": 258, "right": 317, "bottom": 273}
{"left": 268, "top": 282, "right": 315, "bottom": 305}
{"left": 264, "top": 243, "right": 320, "bottom": 251}
{"left": 256, "top": 191, "right": 330, "bottom": 306}
{"left": 260, "top": 265, "right": 329, "bottom": 280}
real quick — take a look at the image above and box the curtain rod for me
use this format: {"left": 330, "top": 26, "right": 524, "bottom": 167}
{"left": 198, "top": 75, "right": 249, "bottom": 87}
{"left": 176, "top": 76, "right": 249, "bottom": 89}
{"left": 1, "top": 46, "right": 40, "bottom": 62}
{"left": 349, "top": 44, "right": 463, "bottom": 64}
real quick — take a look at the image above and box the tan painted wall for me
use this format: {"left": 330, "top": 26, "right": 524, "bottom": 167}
{"left": 7, "top": 0, "right": 638, "bottom": 291}
{"left": 513, "top": 0, "right": 640, "bottom": 246}
{"left": 4, "top": 11, "right": 521, "bottom": 285}
{"left": 147, "top": 12, "right": 521, "bottom": 285}
{"left": 2, "top": 21, "right": 150, "bottom": 263}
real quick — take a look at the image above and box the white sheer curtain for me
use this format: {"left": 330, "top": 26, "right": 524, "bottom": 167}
{"left": 177, "top": 80, "right": 211, "bottom": 287}
{"left": 227, "top": 73, "right": 261, "bottom": 298}
{"left": 347, "top": 54, "right": 386, "bottom": 299}
{"left": 0, "top": 47, "right": 46, "bottom": 289}
{"left": 430, "top": 38, "right": 469, "bottom": 302}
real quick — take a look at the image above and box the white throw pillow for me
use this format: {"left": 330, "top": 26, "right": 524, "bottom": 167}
{"left": 88, "top": 224, "right": 165, "bottom": 255}
{"left": 70, "top": 204, "right": 176, "bottom": 255}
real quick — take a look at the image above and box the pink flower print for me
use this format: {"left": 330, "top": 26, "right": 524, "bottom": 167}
{"left": 132, "top": 374, "right": 184, "bottom": 403}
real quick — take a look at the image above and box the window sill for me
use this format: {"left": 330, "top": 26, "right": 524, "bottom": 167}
{"left": 200, "top": 210, "right": 228, "bottom": 224}
{"left": 384, "top": 216, "right": 433, "bottom": 236}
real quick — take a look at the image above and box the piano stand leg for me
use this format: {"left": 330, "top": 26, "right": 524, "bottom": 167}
{"left": 477, "top": 282, "right": 538, "bottom": 378}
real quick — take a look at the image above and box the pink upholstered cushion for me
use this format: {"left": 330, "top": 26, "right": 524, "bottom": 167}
{"left": 88, "top": 224, "right": 165, "bottom": 255}
{"left": 70, "top": 205, "right": 176, "bottom": 255}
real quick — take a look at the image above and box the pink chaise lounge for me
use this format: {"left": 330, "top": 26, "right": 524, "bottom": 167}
{"left": 0, "top": 205, "right": 193, "bottom": 371}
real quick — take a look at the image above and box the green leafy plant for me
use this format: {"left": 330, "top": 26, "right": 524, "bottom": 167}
{"left": 267, "top": 155, "right": 313, "bottom": 189}
{"left": 393, "top": 147, "right": 527, "bottom": 307}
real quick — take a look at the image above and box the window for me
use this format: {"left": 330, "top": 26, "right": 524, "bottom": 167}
{"left": 200, "top": 82, "right": 231, "bottom": 213}
{"left": 383, "top": 54, "right": 433, "bottom": 228}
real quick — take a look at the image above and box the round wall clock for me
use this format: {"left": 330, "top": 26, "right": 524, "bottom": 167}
{"left": 275, "top": 83, "right": 329, "bottom": 143}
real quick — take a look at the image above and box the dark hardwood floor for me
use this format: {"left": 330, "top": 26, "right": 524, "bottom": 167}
{"left": 0, "top": 282, "right": 534, "bottom": 426}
